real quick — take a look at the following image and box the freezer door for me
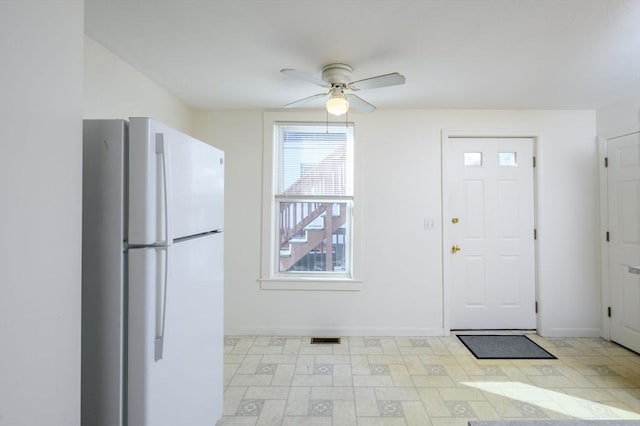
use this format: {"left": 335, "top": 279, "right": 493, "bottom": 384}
{"left": 128, "top": 233, "right": 223, "bottom": 426}
{"left": 128, "top": 117, "right": 224, "bottom": 245}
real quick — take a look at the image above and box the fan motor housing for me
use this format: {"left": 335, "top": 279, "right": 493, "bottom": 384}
{"left": 321, "top": 63, "right": 353, "bottom": 85}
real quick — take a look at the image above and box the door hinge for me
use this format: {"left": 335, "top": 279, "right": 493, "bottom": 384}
{"left": 535, "top": 301, "right": 538, "bottom": 314}
{"left": 608, "top": 306, "right": 612, "bottom": 318}
{"left": 606, "top": 231, "right": 610, "bottom": 242}
{"left": 604, "top": 157, "right": 608, "bottom": 168}
{"left": 534, "top": 229, "right": 537, "bottom": 240}
{"left": 533, "top": 156, "right": 536, "bottom": 168}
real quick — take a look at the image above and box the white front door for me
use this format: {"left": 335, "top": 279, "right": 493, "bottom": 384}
{"left": 444, "top": 137, "right": 536, "bottom": 329}
{"left": 607, "top": 132, "right": 640, "bottom": 353}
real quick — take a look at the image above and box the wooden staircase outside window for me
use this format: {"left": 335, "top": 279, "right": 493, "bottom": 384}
{"left": 278, "top": 147, "right": 349, "bottom": 272}
{"left": 279, "top": 202, "right": 348, "bottom": 272}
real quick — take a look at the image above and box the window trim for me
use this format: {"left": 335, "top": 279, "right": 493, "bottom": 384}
{"left": 260, "top": 112, "right": 362, "bottom": 291}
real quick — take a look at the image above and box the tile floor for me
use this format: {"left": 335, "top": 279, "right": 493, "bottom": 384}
{"left": 220, "top": 334, "right": 640, "bottom": 426}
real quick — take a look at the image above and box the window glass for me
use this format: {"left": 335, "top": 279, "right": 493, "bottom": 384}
{"left": 275, "top": 123, "right": 354, "bottom": 275}
{"left": 279, "top": 201, "right": 350, "bottom": 273}
{"left": 277, "top": 125, "right": 352, "bottom": 196}
{"left": 464, "top": 152, "right": 482, "bottom": 166}
{"left": 498, "top": 152, "right": 517, "bottom": 166}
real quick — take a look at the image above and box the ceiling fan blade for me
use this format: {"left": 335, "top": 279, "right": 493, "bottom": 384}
{"left": 345, "top": 94, "right": 376, "bottom": 113}
{"left": 281, "top": 68, "right": 331, "bottom": 88}
{"left": 349, "top": 72, "right": 406, "bottom": 91}
{"left": 283, "top": 92, "right": 329, "bottom": 108}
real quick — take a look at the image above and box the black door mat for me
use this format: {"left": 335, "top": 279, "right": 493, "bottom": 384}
{"left": 457, "top": 334, "right": 556, "bottom": 359}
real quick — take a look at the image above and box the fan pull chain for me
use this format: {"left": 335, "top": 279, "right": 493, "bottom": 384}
{"left": 326, "top": 109, "right": 329, "bottom": 133}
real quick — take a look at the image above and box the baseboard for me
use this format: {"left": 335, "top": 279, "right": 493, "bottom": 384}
{"left": 225, "top": 326, "right": 447, "bottom": 337}
{"left": 538, "top": 327, "right": 602, "bottom": 338}
{"left": 226, "top": 326, "right": 604, "bottom": 339}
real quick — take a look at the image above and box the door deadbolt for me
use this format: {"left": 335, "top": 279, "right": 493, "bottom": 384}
{"left": 452, "top": 217, "right": 459, "bottom": 224}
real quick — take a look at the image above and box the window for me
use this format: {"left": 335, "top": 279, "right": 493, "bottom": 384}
{"left": 260, "top": 113, "right": 361, "bottom": 291}
{"left": 274, "top": 123, "right": 354, "bottom": 275}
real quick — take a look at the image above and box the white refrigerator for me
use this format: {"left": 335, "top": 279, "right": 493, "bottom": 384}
{"left": 82, "top": 118, "right": 224, "bottom": 426}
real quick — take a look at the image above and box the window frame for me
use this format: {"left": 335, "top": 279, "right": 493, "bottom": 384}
{"left": 260, "top": 112, "right": 362, "bottom": 291}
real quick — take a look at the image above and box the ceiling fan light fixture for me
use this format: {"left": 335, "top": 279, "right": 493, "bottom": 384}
{"left": 282, "top": 63, "right": 404, "bottom": 114}
{"left": 326, "top": 90, "right": 349, "bottom": 116}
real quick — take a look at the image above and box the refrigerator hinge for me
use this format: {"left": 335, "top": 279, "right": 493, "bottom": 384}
{"left": 154, "top": 338, "right": 164, "bottom": 361}
{"left": 155, "top": 133, "right": 165, "bottom": 153}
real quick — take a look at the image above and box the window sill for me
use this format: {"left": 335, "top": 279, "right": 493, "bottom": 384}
{"left": 259, "top": 278, "right": 362, "bottom": 291}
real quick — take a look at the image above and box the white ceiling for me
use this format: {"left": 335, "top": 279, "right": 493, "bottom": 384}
{"left": 85, "top": 0, "right": 640, "bottom": 111}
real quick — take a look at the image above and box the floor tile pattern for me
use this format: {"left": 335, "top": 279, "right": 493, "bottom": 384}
{"left": 220, "top": 335, "right": 640, "bottom": 426}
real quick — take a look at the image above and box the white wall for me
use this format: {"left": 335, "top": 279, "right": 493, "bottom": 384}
{"left": 83, "top": 36, "right": 193, "bottom": 134}
{"left": 596, "top": 94, "right": 640, "bottom": 136}
{"left": 193, "top": 109, "right": 599, "bottom": 338}
{"left": 0, "top": 2, "right": 83, "bottom": 425}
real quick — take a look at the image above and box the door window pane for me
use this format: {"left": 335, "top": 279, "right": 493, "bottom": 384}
{"left": 499, "top": 152, "right": 517, "bottom": 166}
{"left": 464, "top": 152, "right": 482, "bottom": 166}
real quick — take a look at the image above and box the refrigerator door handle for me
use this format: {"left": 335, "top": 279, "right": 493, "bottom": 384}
{"left": 154, "top": 246, "right": 169, "bottom": 361}
{"left": 155, "top": 133, "right": 174, "bottom": 245}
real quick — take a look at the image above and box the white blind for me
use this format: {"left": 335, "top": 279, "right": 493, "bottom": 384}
{"left": 276, "top": 124, "right": 353, "bottom": 196}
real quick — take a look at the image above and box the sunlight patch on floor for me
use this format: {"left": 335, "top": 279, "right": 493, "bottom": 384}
{"left": 462, "top": 381, "right": 640, "bottom": 420}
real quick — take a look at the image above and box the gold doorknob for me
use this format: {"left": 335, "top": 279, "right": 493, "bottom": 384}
{"left": 451, "top": 244, "right": 461, "bottom": 253}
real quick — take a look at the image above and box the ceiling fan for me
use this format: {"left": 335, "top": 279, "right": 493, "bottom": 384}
{"left": 280, "top": 63, "right": 406, "bottom": 116}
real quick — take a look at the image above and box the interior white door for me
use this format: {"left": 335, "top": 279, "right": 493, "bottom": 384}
{"left": 607, "top": 131, "right": 640, "bottom": 353}
{"left": 445, "top": 137, "right": 536, "bottom": 329}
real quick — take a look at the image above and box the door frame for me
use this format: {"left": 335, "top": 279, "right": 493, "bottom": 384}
{"left": 598, "top": 128, "right": 640, "bottom": 342}
{"left": 441, "top": 130, "right": 542, "bottom": 334}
